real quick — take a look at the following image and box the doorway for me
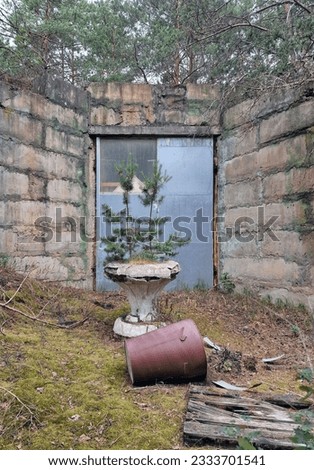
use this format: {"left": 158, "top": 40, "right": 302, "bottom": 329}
{"left": 96, "top": 136, "right": 213, "bottom": 291}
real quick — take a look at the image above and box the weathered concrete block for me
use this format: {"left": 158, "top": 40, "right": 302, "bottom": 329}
{"left": 10, "top": 256, "right": 69, "bottom": 281}
{"left": 45, "top": 237, "right": 82, "bottom": 256}
{"left": 1, "top": 90, "right": 86, "bottom": 130}
{"left": 223, "top": 257, "right": 301, "bottom": 285}
{"left": 161, "top": 110, "right": 185, "bottom": 124}
{"left": 0, "top": 80, "right": 12, "bottom": 103}
{"left": 224, "top": 202, "right": 307, "bottom": 230}
{"left": 28, "top": 174, "right": 46, "bottom": 200}
{"left": 0, "top": 108, "right": 43, "bottom": 145}
{"left": 45, "top": 126, "right": 85, "bottom": 157}
{"left": 121, "top": 84, "right": 153, "bottom": 105}
{"left": 3, "top": 201, "right": 47, "bottom": 226}
{"left": 0, "top": 202, "right": 4, "bottom": 225}
{"left": 186, "top": 83, "right": 220, "bottom": 101}
{"left": 0, "top": 228, "right": 16, "bottom": 253}
{"left": 259, "top": 100, "right": 314, "bottom": 144}
{"left": 45, "top": 202, "right": 84, "bottom": 225}
{"left": 47, "top": 179, "right": 83, "bottom": 203}
{"left": 224, "top": 180, "right": 261, "bottom": 208}
{"left": 301, "top": 232, "right": 314, "bottom": 261}
{"left": 121, "top": 104, "right": 147, "bottom": 126}
{"left": 0, "top": 166, "right": 29, "bottom": 198}
{"left": 32, "top": 217, "right": 79, "bottom": 247}
{"left": 60, "top": 256, "right": 87, "bottom": 280}
{"left": 88, "top": 82, "right": 120, "bottom": 101}
{"left": 254, "top": 87, "right": 310, "bottom": 119}
{"left": 224, "top": 206, "right": 262, "bottom": 229}
{"left": 33, "top": 75, "right": 89, "bottom": 113}
{"left": 16, "top": 229, "right": 46, "bottom": 255}
{"left": 0, "top": 138, "right": 82, "bottom": 180}
{"left": 223, "top": 99, "right": 256, "bottom": 130}
{"left": 1, "top": 90, "right": 35, "bottom": 114}
{"left": 9, "top": 254, "right": 88, "bottom": 282}
{"left": 220, "top": 236, "right": 258, "bottom": 258}
{"left": 90, "top": 106, "right": 122, "bottom": 126}
{"left": 263, "top": 167, "right": 314, "bottom": 202}
{"left": 263, "top": 171, "right": 288, "bottom": 203}
{"left": 224, "top": 135, "right": 307, "bottom": 183}
{"left": 224, "top": 87, "right": 310, "bottom": 129}
{"left": 260, "top": 230, "right": 306, "bottom": 261}
{"left": 185, "top": 106, "right": 220, "bottom": 127}
{"left": 218, "top": 125, "right": 258, "bottom": 161}
{"left": 262, "top": 202, "right": 308, "bottom": 229}
{"left": 88, "top": 82, "right": 153, "bottom": 106}
{"left": 145, "top": 108, "right": 156, "bottom": 124}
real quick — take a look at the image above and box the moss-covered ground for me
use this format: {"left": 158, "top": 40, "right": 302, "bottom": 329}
{"left": 0, "top": 268, "right": 313, "bottom": 450}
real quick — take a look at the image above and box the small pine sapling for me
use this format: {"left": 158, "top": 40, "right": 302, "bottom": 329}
{"left": 101, "top": 158, "right": 189, "bottom": 263}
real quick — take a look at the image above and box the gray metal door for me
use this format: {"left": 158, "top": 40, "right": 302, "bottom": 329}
{"left": 96, "top": 137, "right": 213, "bottom": 291}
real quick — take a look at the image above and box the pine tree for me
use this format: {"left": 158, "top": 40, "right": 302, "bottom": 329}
{"left": 101, "top": 159, "right": 189, "bottom": 263}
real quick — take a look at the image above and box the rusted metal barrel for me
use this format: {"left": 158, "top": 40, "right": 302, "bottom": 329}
{"left": 124, "top": 319, "right": 207, "bottom": 385}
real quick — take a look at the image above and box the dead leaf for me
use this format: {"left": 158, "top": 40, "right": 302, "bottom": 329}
{"left": 78, "top": 434, "right": 91, "bottom": 443}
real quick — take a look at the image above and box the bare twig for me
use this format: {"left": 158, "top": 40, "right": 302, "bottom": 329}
{"left": 37, "top": 285, "right": 63, "bottom": 319}
{"left": 2, "top": 271, "right": 31, "bottom": 306}
{"left": 0, "top": 386, "right": 34, "bottom": 417}
{"left": 0, "top": 302, "right": 90, "bottom": 329}
{"left": 189, "top": 21, "right": 268, "bottom": 50}
{"left": 0, "top": 271, "right": 90, "bottom": 329}
{"left": 0, "top": 318, "right": 9, "bottom": 335}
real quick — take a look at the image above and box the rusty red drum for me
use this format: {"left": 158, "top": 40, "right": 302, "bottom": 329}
{"left": 124, "top": 319, "right": 207, "bottom": 385}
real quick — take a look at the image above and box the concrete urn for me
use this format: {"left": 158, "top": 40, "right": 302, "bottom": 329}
{"left": 104, "top": 260, "right": 180, "bottom": 337}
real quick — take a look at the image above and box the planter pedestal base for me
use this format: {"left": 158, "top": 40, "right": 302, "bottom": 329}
{"left": 105, "top": 261, "right": 180, "bottom": 337}
{"left": 113, "top": 315, "right": 166, "bottom": 338}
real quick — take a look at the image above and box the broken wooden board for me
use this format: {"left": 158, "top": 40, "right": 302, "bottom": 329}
{"left": 184, "top": 385, "right": 313, "bottom": 449}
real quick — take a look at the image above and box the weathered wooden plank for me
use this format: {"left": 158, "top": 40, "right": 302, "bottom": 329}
{"left": 185, "top": 407, "right": 297, "bottom": 432}
{"left": 184, "top": 420, "right": 304, "bottom": 450}
{"left": 190, "top": 386, "right": 310, "bottom": 409}
{"left": 184, "top": 386, "right": 312, "bottom": 449}
{"left": 188, "top": 397, "right": 294, "bottom": 423}
{"left": 190, "top": 389, "right": 294, "bottom": 411}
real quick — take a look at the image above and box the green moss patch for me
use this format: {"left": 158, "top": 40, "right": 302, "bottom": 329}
{"left": 1, "top": 267, "right": 313, "bottom": 449}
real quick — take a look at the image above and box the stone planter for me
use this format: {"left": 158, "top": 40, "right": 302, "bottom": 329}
{"left": 104, "top": 260, "right": 180, "bottom": 337}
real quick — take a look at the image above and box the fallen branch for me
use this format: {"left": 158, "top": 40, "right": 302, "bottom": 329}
{"left": 2, "top": 271, "right": 31, "bottom": 306}
{"left": 0, "top": 318, "right": 9, "bottom": 335}
{"left": 0, "top": 271, "right": 90, "bottom": 329}
{"left": 0, "top": 302, "right": 90, "bottom": 329}
{"left": 0, "top": 385, "right": 34, "bottom": 417}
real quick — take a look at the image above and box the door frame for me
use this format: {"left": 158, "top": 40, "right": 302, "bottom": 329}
{"left": 94, "top": 127, "right": 217, "bottom": 291}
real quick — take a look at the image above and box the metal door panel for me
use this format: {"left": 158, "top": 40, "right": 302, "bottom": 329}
{"left": 157, "top": 137, "right": 213, "bottom": 289}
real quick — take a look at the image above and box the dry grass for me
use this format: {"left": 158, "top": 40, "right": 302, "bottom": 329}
{"left": 0, "top": 267, "right": 313, "bottom": 450}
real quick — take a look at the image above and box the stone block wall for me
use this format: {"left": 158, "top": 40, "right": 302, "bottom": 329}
{"left": 88, "top": 82, "right": 220, "bottom": 132}
{"left": 0, "top": 77, "right": 94, "bottom": 287}
{"left": 0, "top": 79, "right": 220, "bottom": 287}
{"left": 218, "top": 85, "right": 314, "bottom": 311}
{"left": 1, "top": 76, "right": 313, "bottom": 309}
